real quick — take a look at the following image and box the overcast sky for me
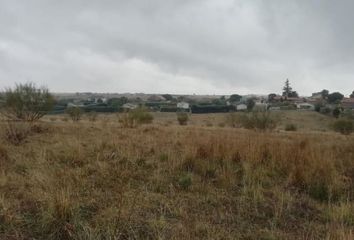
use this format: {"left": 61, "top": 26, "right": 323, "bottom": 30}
{"left": 0, "top": 0, "right": 354, "bottom": 96}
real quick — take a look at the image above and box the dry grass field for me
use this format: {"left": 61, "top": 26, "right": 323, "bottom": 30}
{"left": 0, "top": 111, "right": 354, "bottom": 239}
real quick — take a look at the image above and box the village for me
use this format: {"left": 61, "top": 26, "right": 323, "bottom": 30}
{"left": 49, "top": 80, "right": 354, "bottom": 117}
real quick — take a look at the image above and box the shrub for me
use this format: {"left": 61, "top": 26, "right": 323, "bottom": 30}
{"left": 65, "top": 107, "right": 83, "bottom": 122}
{"left": 285, "top": 123, "right": 297, "bottom": 131}
{"left": 1, "top": 82, "right": 54, "bottom": 122}
{"left": 177, "top": 112, "right": 189, "bottom": 125}
{"left": 332, "top": 119, "right": 354, "bottom": 135}
{"left": 129, "top": 107, "right": 154, "bottom": 124}
{"left": 119, "top": 107, "right": 153, "bottom": 127}
{"left": 332, "top": 107, "right": 341, "bottom": 118}
{"left": 3, "top": 121, "right": 31, "bottom": 145}
{"left": 239, "top": 110, "right": 278, "bottom": 131}
{"left": 178, "top": 174, "right": 192, "bottom": 190}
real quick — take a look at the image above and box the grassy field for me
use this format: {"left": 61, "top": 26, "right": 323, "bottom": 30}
{"left": 0, "top": 111, "right": 353, "bottom": 239}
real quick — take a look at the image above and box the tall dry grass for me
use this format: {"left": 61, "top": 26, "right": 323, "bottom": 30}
{"left": 0, "top": 115, "right": 353, "bottom": 239}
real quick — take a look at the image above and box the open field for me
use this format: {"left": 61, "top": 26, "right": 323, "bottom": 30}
{"left": 1, "top": 111, "right": 354, "bottom": 239}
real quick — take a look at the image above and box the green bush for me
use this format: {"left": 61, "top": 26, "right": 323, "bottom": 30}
{"left": 285, "top": 123, "right": 297, "bottom": 131}
{"left": 177, "top": 112, "right": 189, "bottom": 125}
{"left": 178, "top": 174, "right": 192, "bottom": 190}
{"left": 332, "top": 119, "right": 354, "bottom": 135}
{"left": 130, "top": 107, "right": 154, "bottom": 124}
{"left": 239, "top": 110, "right": 278, "bottom": 131}
{"left": 2, "top": 82, "right": 54, "bottom": 121}
{"left": 119, "top": 107, "right": 153, "bottom": 128}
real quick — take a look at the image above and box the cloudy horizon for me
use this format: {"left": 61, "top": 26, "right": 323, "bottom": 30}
{"left": 1, "top": 0, "right": 354, "bottom": 96}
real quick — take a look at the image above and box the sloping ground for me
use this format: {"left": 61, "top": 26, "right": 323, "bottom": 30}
{"left": 0, "top": 121, "right": 353, "bottom": 239}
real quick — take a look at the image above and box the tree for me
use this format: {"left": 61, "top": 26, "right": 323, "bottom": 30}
{"left": 229, "top": 94, "right": 242, "bottom": 103}
{"left": 268, "top": 93, "right": 277, "bottom": 102}
{"left": 2, "top": 82, "right": 54, "bottom": 122}
{"left": 212, "top": 97, "right": 226, "bottom": 105}
{"left": 332, "top": 107, "right": 341, "bottom": 118}
{"left": 246, "top": 98, "right": 255, "bottom": 111}
{"left": 289, "top": 91, "right": 299, "bottom": 98}
{"left": 350, "top": 91, "right": 354, "bottom": 98}
{"left": 162, "top": 94, "right": 174, "bottom": 101}
{"left": 327, "top": 92, "right": 344, "bottom": 104}
{"left": 108, "top": 97, "right": 128, "bottom": 108}
{"left": 282, "top": 79, "right": 292, "bottom": 98}
{"left": 321, "top": 89, "right": 329, "bottom": 99}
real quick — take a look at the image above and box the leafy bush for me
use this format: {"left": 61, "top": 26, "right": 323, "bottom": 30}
{"left": 178, "top": 174, "right": 192, "bottom": 190}
{"left": 177, "top": 112, "right": 189, "bottom": 125}
{"left": 332, "top": 119, "right": 354, "bottom": 135}
{"left": 239, "top": 110, "right": 278, "bottom": 131}
{"left": 129, "top": 107, "right": 153, "bottom": 124}
{"left": 66, "top": 107, "right": 83, "bottom": 122}
{"left": 119, "top": 107, "right": 153, "bottom": 128}
{"left": 285, "top": 123, "right": 297, "bottom": 131}
{"left": 2, "top": 82, "right": 54, "bottom": 121}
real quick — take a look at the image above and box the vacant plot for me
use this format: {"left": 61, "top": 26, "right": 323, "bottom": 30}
{"left": 0, "top": 112, "right": 353, "bottom": 239}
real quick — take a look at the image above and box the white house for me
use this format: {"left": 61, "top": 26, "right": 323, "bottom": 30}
{"left": 177, "top": 102, "right": 190, "bottom": 110}
{"left": 254, "top": 102, "right": 268, "bottom": 110}
{"left": 236, "top": 104, "right": 247, "bottom": 111}
{"left": 122, "top": 103, "right": 138, "bottom": 110}
{"left": 296, "top": 103, "right": 315, "bottom": 111}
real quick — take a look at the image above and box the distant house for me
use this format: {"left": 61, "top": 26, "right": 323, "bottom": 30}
{"left": 269, "top": 106, "right": 281, "bottom": 111}
{"left": 122, "top": 103, "right": 138, "bottom": 110}
{"left": 254, "top": 102, "right": 268, "bottom": 110}
{"left": 341, "top": 98, "right": 354, "bottom": 109}
{"left": 272, "top": 96, "right": 305, "bottom": 103}
{"left": 311, "top": 92, "right": 323, "bottom": 99}
{"left": 296, "top": 103, "right": 315, "bottom": 111}
{"left": 236, "top": 104, "right": 247, "bottom": 111}
{"left": 177, "top": 102, "right": 190, "bottom": 110}
{"left": 147, "top": 95, "right": 165, "bottom": 102}
{"left": 67, "top": 103, "right": 84, "bottom": 108}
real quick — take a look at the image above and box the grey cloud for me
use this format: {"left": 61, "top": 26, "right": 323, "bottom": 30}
{"left": 0, "top": 0, "right": 353, "bottom": 95}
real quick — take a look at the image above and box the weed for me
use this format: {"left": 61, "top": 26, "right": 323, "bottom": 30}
{"left": 178, "top": 173, "right": 192, "bottom": 190}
